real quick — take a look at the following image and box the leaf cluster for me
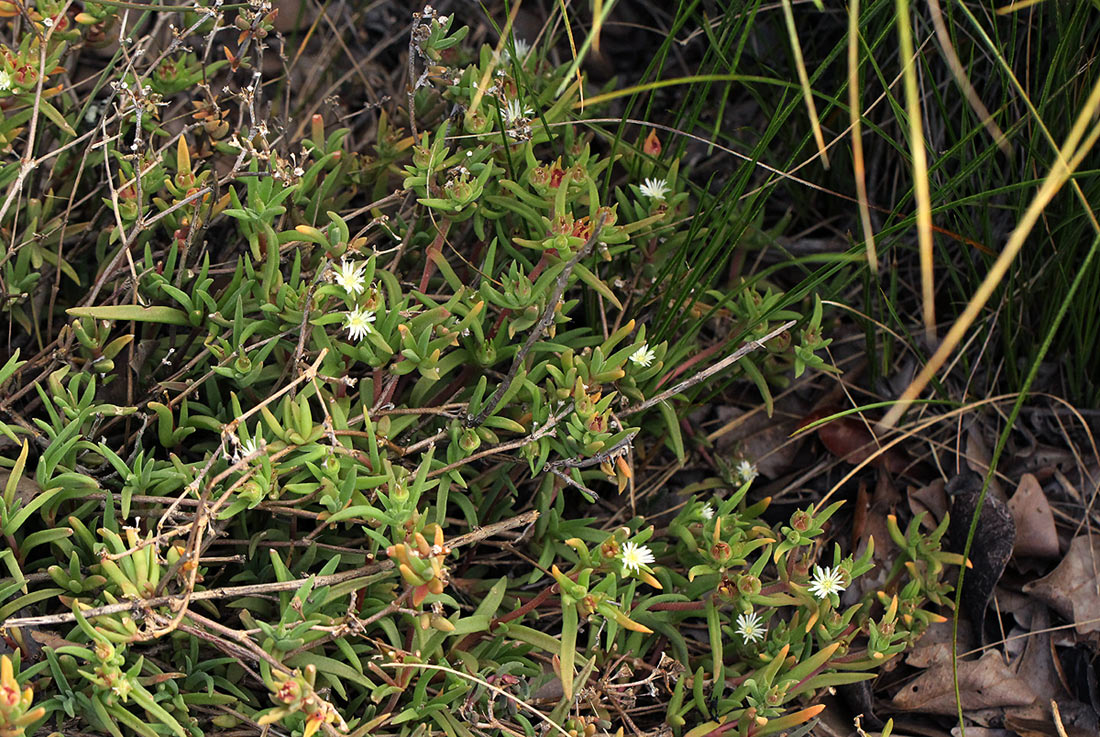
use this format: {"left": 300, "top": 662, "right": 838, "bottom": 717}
{"left": 0, "top": 5, "right": 945, "bottom": 737}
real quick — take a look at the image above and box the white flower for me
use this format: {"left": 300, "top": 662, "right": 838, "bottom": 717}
{"left": 240, "top": 436, "right": 259, "bottom": 457}
{"left": 0, "top": 70, "right": 11, "bottom": 91}
{"left": 639, "top": 177, "right": 670, "bottom": 201}
{"left": 620, "top": 541, "right": 655, "bottom": 575}
{"left": 736, "top": 459, "right": 758, "bottom": 484}
{"left": 344, "top": 307, "right": 376, "bottom": 342}
{"left": 700, "top": 504, "right": 715, "bottom": 520}
{"left": 505, "top": 38, "right": 531, "bottom": 62}
{"left": 808, "top": 565, "right": 847, "bottom": 600}
{"left": 333, "top": 259, "right": 367, "bottom": 296}
{"left": 501, "top": 98, "right": 533, "bottom": 125}
{"left": 629, "top": 344, "right": 656, "bottom": 368}
{"left": 735, "top": 611, "right": 766, "bottom": 644}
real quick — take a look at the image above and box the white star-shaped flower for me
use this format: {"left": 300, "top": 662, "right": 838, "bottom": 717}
{"left": 344, "top": 307, "right": 376, "bottom": 342}
{"left": 639, "top": 178, "right": 670, "bottom": 201}
{"left": 700, "top": 504, "right": 715, "bottom": 520}
{"left": 808, "top": 565, "right": 847, "bottom": 600}
{"left": 629, "top": 344, "right": 656, "bottom": 368}
{"left": 736, "top": 459, "right": 758, "bottom": 484}
{"left": 240, "top": 436, "right": 259, "bottom": 456}
{"left": 734, "top": 462, "right": 761, "bottom": 484}
{"left": 0, "top": 70, "right": 11, "bottom": 91}
{"left": 505, "top": 38, "right": 531, "bottom": 62}
{"left": 620, "top": 541, "right": 655, "bottom": 575}
{"left": 501, "top": 98, "right": 534, "bottom": 125}
{"left": 735, "top": 611, "right": 766, "bottom": 644}
{"left": 333, "top": 259, "right": 367, "bottom": 296}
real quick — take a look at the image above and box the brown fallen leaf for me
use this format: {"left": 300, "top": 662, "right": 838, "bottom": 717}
{"left": 848, "top": 472, "right": 901, "bottom": 598}
{"left": 1008, "top": 442, "right": 1080, "bottom": 483}
{"left": 966, "top": 424, "right": 1006, "bottom": 503}
{"left": 908, "top": 479, "right": 949, "bottom": 529}
{"left": 808, "top": 411, "right": 906, "bottom": 473}
{"left": 905, "top": 617, "right": 974, "bottom": 669}
{"left": 0, "top": 469, "right": 42, "bottom": 507}
{"left": 25, "top": 628, "right": 80, "bottom": 651}
{"left": 1007, "top": 474, "right": 1060, "bottom": 561}
{"left": 892, "top": 650, "right": 1036, "bottom": 714}
{"left": 1005, "top": 699, "right": 1100, "bottom": 737}
{"left": 1023, "top": 535, "right": 1100, "bottom": 636}
{"left": 994, "top": 587, "right": 1041, "bottom": 630}
{"left": 710, "top": 403, "right": 806, "bottom": 478}
{"left": 1012, "top": 606, "right": 1060, "bottom": 702}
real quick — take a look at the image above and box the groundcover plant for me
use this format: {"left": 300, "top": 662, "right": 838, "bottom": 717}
{"left": 0, "top": 3, "right": 959, "bottom": 736}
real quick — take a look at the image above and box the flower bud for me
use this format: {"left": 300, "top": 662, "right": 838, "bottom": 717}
{"left": 459, "top": 428, "right": 480, "bottom": 452}
{"left": 736, "top": 574, "right": 761, "bottom": 596}
{"left": 790, "top": 509, "right": 812, "bottom": 532}
{"left": 431, "top": 615, "right": 455, "bottom": 632}
{"left": 710, "top": 541, "right": 733, "bottom": 565}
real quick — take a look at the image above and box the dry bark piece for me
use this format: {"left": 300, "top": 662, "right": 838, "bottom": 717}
{"left": 1007, "top": 474, "right": 1060, "bottom": 561}
{"left": 892, "top": 650, "right": 1037, "bottom": 714}
{"left": 946, "top": 472, "right": 1016, "bottom": 644}
{"left": 1024, "top": 536, "right": 1100, "bottom": 636}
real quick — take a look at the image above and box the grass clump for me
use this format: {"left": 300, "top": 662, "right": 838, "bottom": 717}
{"left": 0, "top": 3, "right": 960, "bottom": 736}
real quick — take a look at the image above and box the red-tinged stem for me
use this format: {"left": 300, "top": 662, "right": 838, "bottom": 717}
{"left": 792, "top": 658, "right": 834, "bottom": 694}
{"left": 528, "top": 251, "right": 550, "bottom": 281}
{"left": 428, "top": 366, "right": 473, "bottom": 408}
{"left": 702, "top": 720, "right": 739, "bottom": 737}
{"left": 725, "top": 673, "right": 750, "bottom": 689}
{"left": 417, "top": 219, "right": 452, "bottom": 293}
{"left": 494, "top": 583, "right": 560, "bottom": 628}
{"left": 451, "top": 581, "right": 562, "bottom": 654}
{"left": 372, "top": 367, "right": 384, "bottom": 405}
{"left": 655, "top": 340, "right": 724, "bottom": 390}
{"left": 486, "top": 308, "right": 510, "bottom": 340}
{"left": 647, "top": 600, "right": 707, "bottom": 612}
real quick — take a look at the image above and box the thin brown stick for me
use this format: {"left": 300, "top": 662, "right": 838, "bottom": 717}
{"left": 466, "top": 217, "right": 605, "bottom": 427}
{"left": 1, "top": 511, "right": 537, "bottom": 629}
{"left": 620, "top": 320, "right": 795, "bottom": 417}
{"left": 428, "top": 406, "right": 569, "bottom": 479}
